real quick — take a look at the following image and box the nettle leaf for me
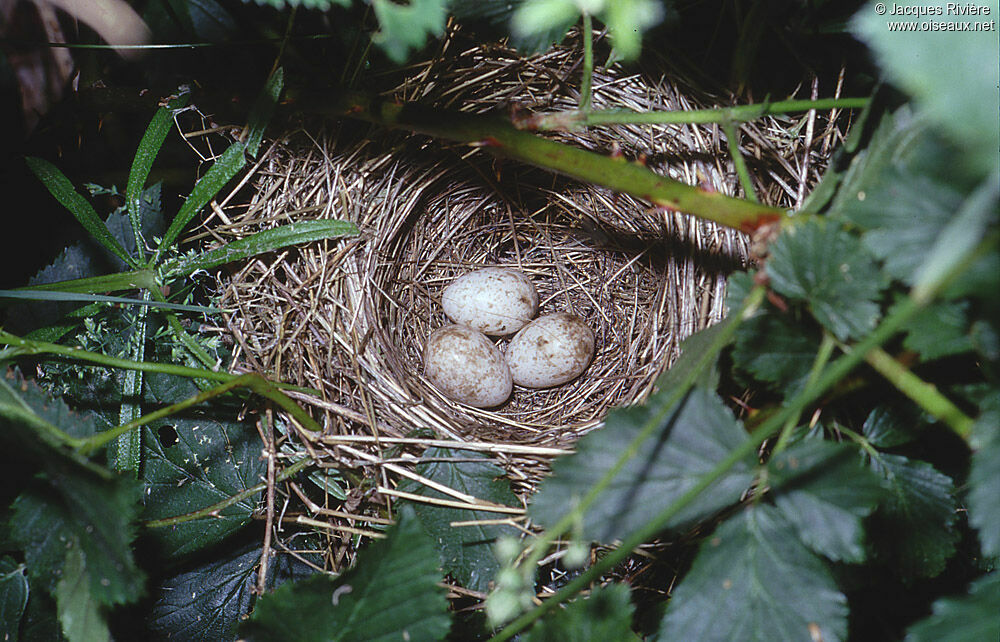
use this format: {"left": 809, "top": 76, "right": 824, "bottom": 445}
{"left": 0, "top": 556, "right": 29, "bottom": 641}
{"left": 529, "top": 387, "right": 755, "bottom": 544}
{"left": 731, "top": 306, "right": 820, "bottom": 393}
{"left": 55, "top": 547, "right": 111, "bottom": 642}
{"left": 767, "top": 220, "right": 882, "bottom": 341}
{"left": 527, "top": 583, "right": 639, "bottom": 641}
{"left": 862, "top": 404, "right": 924, "bottom": 449}
{"left": 905, "top": 571, "right": 1000, "bottom": 642}
{"left": 866, "top": 453, "right": 959, "bottom": 579}
{"left": 769, "top": 439, "right": 883, "bottom": 563}
{"left": 399, "top": 447, "right": 520, "bottom": 593}
{"left": 141, "top": 373, "right": 265, "bottom": 559}
{"left": 242, "top": 506, "right": 450, "bottom": 642}
{"left": 10, "top": 465, "right": 144, "bottom": 606}
{"left": 968, "top": 406, "right": 1000, "bottom": 557}
{"left": 900, "top": 299, "right": 974, "bottom": 361}
{"left": 371, "top": 0, "right": 447, "bottom": 63}
{"left": 659, "top": 504, "right": 847, "bottom": 642}
{"left": 852, "top": 2, "right": 1000, "bottom": 177}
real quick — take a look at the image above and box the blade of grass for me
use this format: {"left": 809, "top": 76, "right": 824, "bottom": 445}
{"left": 245, "top": 68, "right": 283, "bottom": 157}
{"left": 15, "top": 269, "right": 158, "bottom": 294}
{"left": 155, "top": 141, "right": 247, "bottom": 262}
{"left": 162, "top": 219, "right": 359, "bottom": 277}
{"left": 127, "top": 91, "right": 190, "bottom": 264}
{"left": 0, "top": 289, "right": 225, "bottom": 314}
{"left": 26, "top": 157, "right": 136, "bottom": 268}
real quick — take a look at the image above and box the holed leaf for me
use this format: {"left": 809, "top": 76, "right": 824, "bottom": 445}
{"left": 242, "top": 506, "right": 450, "bottom": 642}
{"left": 526, "top": 583, "right": 640, "bottom": 641}
{"left": 529, "top": 387, "right": 755, "bottom": 544}
{"left": 767, "top": 220, "right": 882, "bottom": 341}
{"left": 866, "top": 453, "right": 959, "bottom": 579}
{"left": 399, "top": 448, "right": 520, "bottom": 593}
{"left": 905, "top": 571, "right": 1000, "bottom": 642}
{"left": 141, "top": 372, "right": 265, "bottom": 559}
{"left": 659, "top": 504, "right": 847, "bottom": 642}
{"left": 769, "top": 439, "right": 883, "bottom": 563}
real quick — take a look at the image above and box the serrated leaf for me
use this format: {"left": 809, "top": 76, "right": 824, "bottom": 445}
{"left": 731, "top": 307, "right": 819, "bottom": 392}
{"left": 899, "top": 299, "right": 974, "bottom": 361}
{"left": 968, "top": 407, "right": 1000, "bottom": 557}
{"left": 767, "top": 220, "right": 882, "bottom": 340}
{"left": 527, "top": 583, "right": 640, "bottom": 641}
{"left": 656, "top": 316, "right": 736, "bottom": 392}
{"left": 659, "top": 504, "right": 847, "bottom": 642}
{"left": 0, "top": 556, "right": 29, "bottom": 642}
{"left": 769, "top": 439, "right": 883, "bottom": 563}
{"left": 511, "top": 0, "right": 579, "bottom": 53}
{"left": 0, "top": 369, "right": 101, "bottom": 443}
{"left": 25, "top": 157, "right": 134, "bottom": 268}
{"left": 10, "top": 467, "right": 144, "bottom": 606}
{"left": 163, "top": 219, "right": 359, "bottom": 277}
{"left": 242, "top": 506, "right": 450, "bottom": 642}
{"left": 371, "top": 0, "right": 447, "bottom": 63}
{"left": 862, "top": 404, "right": 923, "bottom": 448}
{"left": 529, "top": 387, "right": 755, "bottom": 544}
{"left": 55, "top": 547, "right": 110, "bottom": 642}
{"left": 399, "top": 447, "right": 520, "bottom": 593}
{"left": 852, "top": 2, "right": 1000, "bottom": 177}
{"left": 141, "top": 373, "right": 265, "bottom": 558}
{"left": 867, "top": 453, "right": 959, "bottom": 579}
{"left": 905, "top": 571, "right": 1000, "bottom": 642}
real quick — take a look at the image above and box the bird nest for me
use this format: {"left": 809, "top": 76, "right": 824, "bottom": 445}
{"left": 198, "top": 28, "right": 850, "bottom": 558}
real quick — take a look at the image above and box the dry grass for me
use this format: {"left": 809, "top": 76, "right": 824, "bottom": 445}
{"left": 193, "top": 26, "right": 853, "bottom": 574}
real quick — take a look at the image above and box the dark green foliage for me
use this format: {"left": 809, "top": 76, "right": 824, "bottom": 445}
{"left": 141, "top": 373, "right": 265, "bottom": 559}
{"left": 968, "top": 406, "right": 1000, "bottom": 557}
{"left": 659, "top": 505, "right": 848, "bottom": 641}
{"left": 529, "top": 387, "right": 755, "bottom": 543}
{"left": 0, "top": 557, "right": 29, "bottom": 642}
{"left": 905, "top": 572, "right": 1000, "bottom": 642}
{"left": 731, "top": 307, "right": 819, "bottom": 393}
{"left": 242, "top": 507, "right": 450, "bottom": 642}
{"left": 526, "top": 584, "right": 639, "bottom": 641}
{"left": 400, "top": 448, "right": 521, "bottom": 593}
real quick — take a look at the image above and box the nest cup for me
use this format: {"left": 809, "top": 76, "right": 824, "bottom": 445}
{"left": 214, "top": 29, "right": 846, "bottom": 463}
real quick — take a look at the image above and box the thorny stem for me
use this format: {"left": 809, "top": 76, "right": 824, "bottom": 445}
{"left": 489, "top": 237, "right": 993, "bottom": 642}
{"left": 861, "top": 346, "right": 975, "bottom": 439}
{"left": 526, "top": 97, "right": 871, "bottom": 131}
{"left": 579, "top": 13, "right": 594, "bottom": 113}
{"left": 313, "top": 91, "right": 787, "bottom": 233}
{"left": 145, "top": 457, "right": 313, "bottom": 528}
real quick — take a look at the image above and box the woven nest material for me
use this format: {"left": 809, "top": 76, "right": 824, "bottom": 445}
{"left": 202, "top": 28, "right": 849, "bottom": 535}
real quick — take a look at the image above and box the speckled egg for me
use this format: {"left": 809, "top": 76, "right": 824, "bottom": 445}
{"left": 441, "top": 267, "right": 538, "bottom": 336}
{"left": 424, "top": 324, "right": 512, "bottom": 407}
{"left": 506, "top": 313, "right": 595, "bottom": 388}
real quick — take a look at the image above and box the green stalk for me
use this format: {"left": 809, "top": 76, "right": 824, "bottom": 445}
{"left": 489, "top": 237, "right": 992, "bottom": 642}
{"left": 527, "top": 97, "right": 871, "bottom": 130}
{"left": 722, "top": 119, "right": 758, "bottom": 203}
{"left": 579, "top": 13, "right": 594, "bottom": 113}
{"left": 863, "top": 346, "right": 974, "bottom": 439}
{"left": 310, "top": 92, "right": 787, "bottom": 232}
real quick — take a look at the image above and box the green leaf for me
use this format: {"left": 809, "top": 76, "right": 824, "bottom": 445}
{"left": 246, "top": 69, "right": 283, "bottom": 157}
{"left": 866, "top": 453, "right": 959, "bottom": 579}
{"left": 968, "top": 406, "right": 1000, "bottom": 557}
{"left": 529, "top": 387, "right": 755, "bottom": 543}
{"left": 25, "top": 157, "right": 135, "bottom": 268}
{"left": 862, "top": 405, "right": 923, "bottom": 449}
{"left": 10, "top": 467, "right": 144, "bottom": 606}
{"left": 127, "top": 92, "right": 190, "bottom": 259}
{"left": 0, "top": 289, "right": 223, "bottom": 314}
{"left": 769, "top": 439, "right": 883, "bottom": 563}
{"left": 157, "top": 142, "right": 247, "bottom": 259}
{"left": 163, "top": 219, "right": 359, "bottom": 277}
{"left": 731, "top": 307, "right": 819, "bottom": 392}
{"left": 851, "top": 2, "right": 1000, "bottom": 177}
{"left": 399, "top": 447, "right": 520, "bottom": 593}
{"left": 526, "top": 583, "right": 640, "bottom": 641}
{"left": 602, "top": 0, "right": 665, "bottom": 61}
{"left": 899, "top": 299, "right": 974, "bottom": 361}
{"left": 511, "top": 0, "right": 580, "bottom": 53}
{"left": 659, "top": 505, "right": 847, "bottom": 642}
{"left": 0, "top": 557, "right": 29, "bottom": 642}
{"left": 54, "top": 547, "right": 110, "bottom": 642}
{"left": 656, "top": 316, "right": 737, "bottom": 392}
{"left": 905, "top": 572, "right": 1000, "bottom": 642}
{"left": 141, "top": 373, "right": 265, "bottom": 558}
{"left": 242, "top": 506, "right": 450, "bottom": 642}
{"left": 371, "top": 0, "right": 447, "bottom": 63}
{"left": 767, "top": 220, "right": 882, "bottom": 341}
